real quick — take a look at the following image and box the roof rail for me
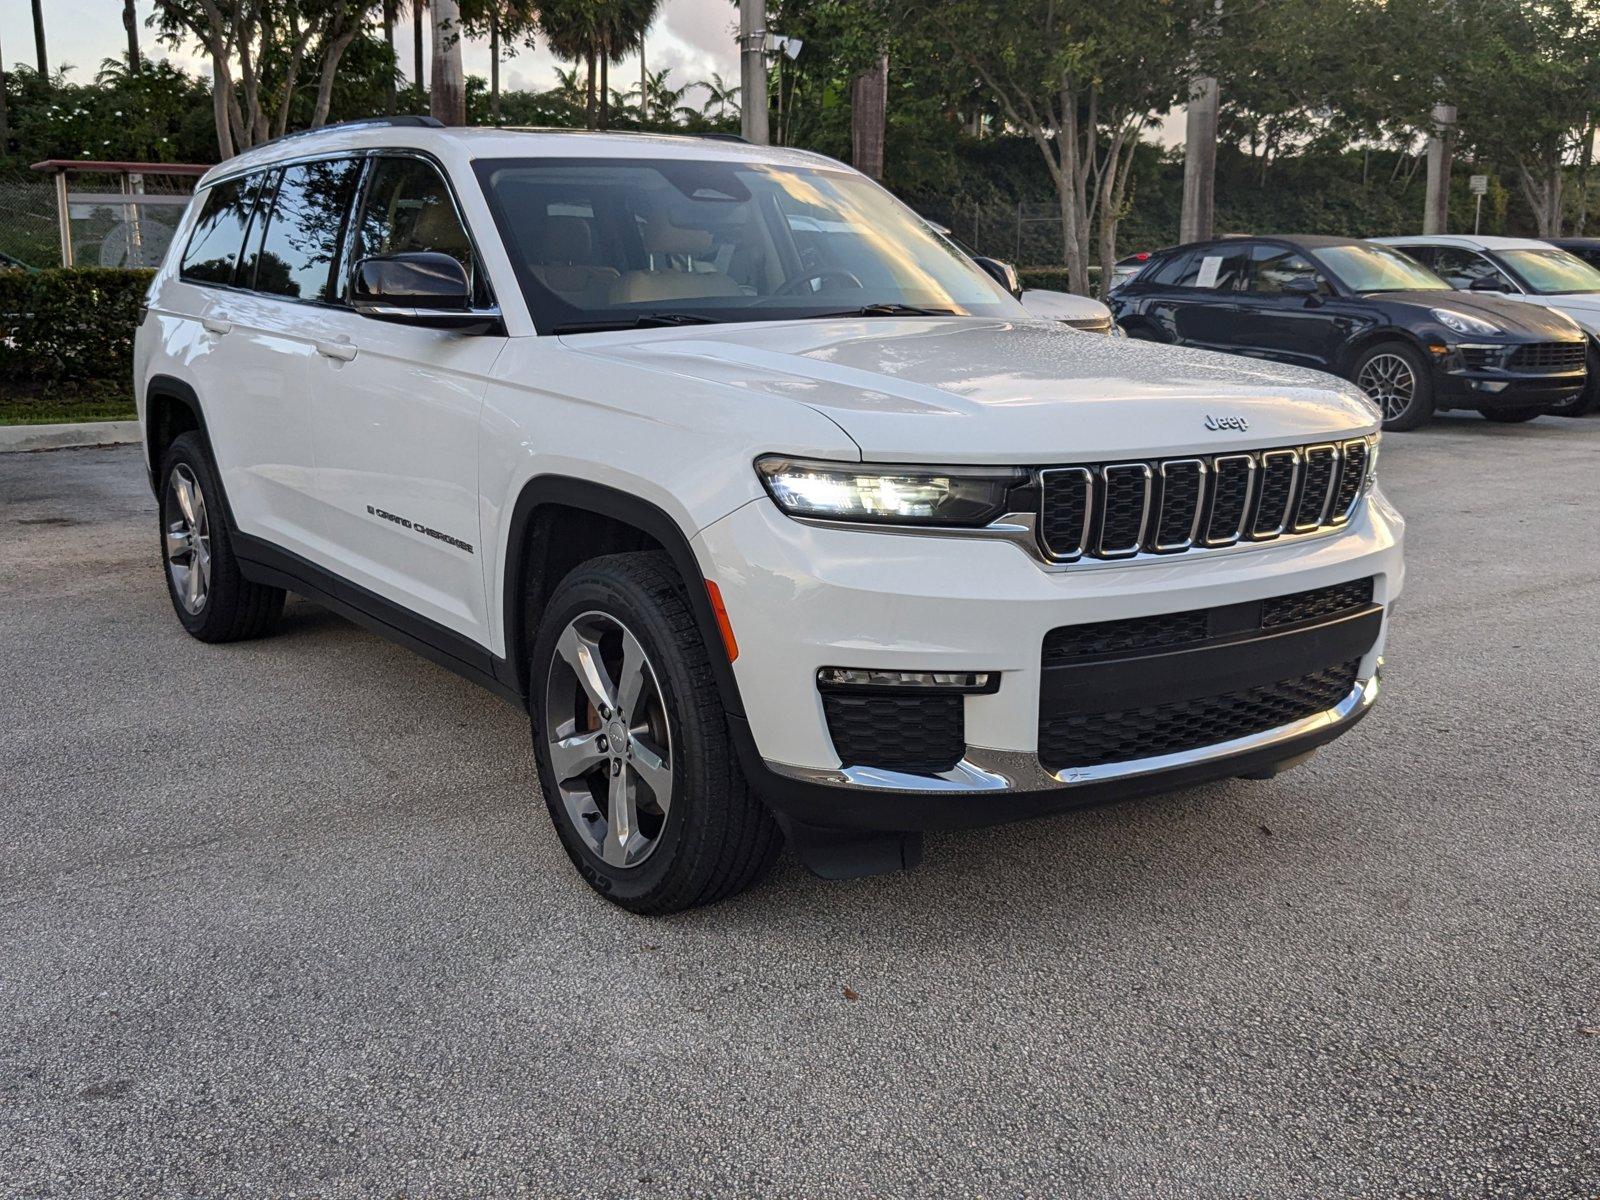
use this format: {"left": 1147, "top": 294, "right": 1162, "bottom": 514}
{"left": 256, "top": 114, "right": 444, "bottom": 151}
{"left": 693, "top": 132, "right": 750, "bottom": 144}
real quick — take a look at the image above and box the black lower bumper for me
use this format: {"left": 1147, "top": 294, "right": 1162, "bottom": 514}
{"left": 1434, "top": 368, "right": 1585, "bottom": 410}
{"left": 730, "top": 677, "right": 1374, "bottom": 836}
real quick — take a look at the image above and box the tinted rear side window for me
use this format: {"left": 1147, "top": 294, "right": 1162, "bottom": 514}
{"left": 1171, "top": 243, "right": 1250, "bottom": 291}
{"left": 249, "top": 158, "right": 361, "bottom": 301}
{"left": 179, "top": 177, "right": 262, "bottom": 285}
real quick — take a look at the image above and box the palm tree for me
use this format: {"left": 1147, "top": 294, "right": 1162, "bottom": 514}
{"left": 697, "top": 73, "right": 740, "bottom": 122}
{"left": 123, "top": 0, "right": 141, "bottom": 74}
{"left": 541, "top": 0, "right": 660, "bottom": 131}
{"left": 31, "top": 0, "right": 48, "bottom": 77}
{"left": 539, "top": 2, "right": 601, "bottom": 128}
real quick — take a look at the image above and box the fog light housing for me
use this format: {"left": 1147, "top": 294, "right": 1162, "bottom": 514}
{"left": 818, "top": 667, "right": 998, "bottom": 693}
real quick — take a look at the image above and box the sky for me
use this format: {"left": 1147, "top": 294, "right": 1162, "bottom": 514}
{"left": 0, "top": 0, "right": 742, "bottom": 97}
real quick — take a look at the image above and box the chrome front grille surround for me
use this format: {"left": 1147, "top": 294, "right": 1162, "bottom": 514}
{"left": 1037, "top": 436, "right": 1374, "bottom": 563}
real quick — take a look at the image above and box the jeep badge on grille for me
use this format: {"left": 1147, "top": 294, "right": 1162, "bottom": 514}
{"left": 1204, "top": 414, "right": 1249, "bottom": 432}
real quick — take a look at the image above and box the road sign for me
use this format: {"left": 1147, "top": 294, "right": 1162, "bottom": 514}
{"left": 1470, "top": 175, "right": 1489, "bottom": 195}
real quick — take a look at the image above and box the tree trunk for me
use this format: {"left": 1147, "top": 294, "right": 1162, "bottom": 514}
{"left": 599, "top": 41, "right": 610, "bottom": 130}
{"left": 489, "top": 9, "right": 501, "bottom": 124}
{"left": 383, "top": 0, "right": 398, "bottom": 113}
{"left": 850, "top": 55, "right": 889, "bottom": 180}
{"left": 210, "top": 53, "right": 235, "bottom": 159}
{"left": 1423, "top": 102, "right": 1456, "bottom": 234}
{"left": 430, "top": 0, "right": 466, "bottom": 126}
{"left": 585, "top": 50, "right": 597, "bottom": 130}
{"left": 312, "top": 22, "right": 359, "bottom": 129}
{"left": 30, "top": 0, "right": 47, "bottom": 77}
{"left": 0, "top": 29, "right": 10, "bottom": 154}
{"left": 1179, "top": 76, "right": 1218, "bottom": 242}
{"left": 412, "top": 0, "right": 425, "bottom": 101}
{"left": 123, "top": 0, "right": 141, "bottom": 73}
{"left": 640, "top": 37, "right": 648, "bottom": 123}
{"left": 1576, "top": 116, "right": 1596, "bottom": 235}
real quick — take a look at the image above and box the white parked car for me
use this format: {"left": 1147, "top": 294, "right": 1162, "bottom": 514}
{"left": 134, "top": 118, "right": 1404, "bottom": 911}
{"left": 1018, "top": 287, "right": 1119, "bottom": 334}
{"left": 1372, "top": 234, "right": 1600, "bottom": 415}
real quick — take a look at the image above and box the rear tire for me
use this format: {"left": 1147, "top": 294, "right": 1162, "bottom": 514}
{"left": 528, "top": 552, "right": 781, "bottom": 913}
{"left": 1353, "top": 340, "right": 1433, "bottom": 431}
{"left": 158, "top": 432, "right": 284, "bottom": 642}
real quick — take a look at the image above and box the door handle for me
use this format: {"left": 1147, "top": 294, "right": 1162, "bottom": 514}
{"left": 315, "top": 338, "right": 357, "bottom": 362}
{"left": 201, "top": 316, "right": 232, "bottom": 335}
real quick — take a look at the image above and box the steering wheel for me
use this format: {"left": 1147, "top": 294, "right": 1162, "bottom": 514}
{"left": 771, "top": 269, "right": 864, "bottom": 298}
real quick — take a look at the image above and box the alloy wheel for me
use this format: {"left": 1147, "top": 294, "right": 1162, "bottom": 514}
{"left": 1357, "top": 352, "right": 1417, "bottom": 421}
{"left": 543, "top": 611, "right": 674, "bottom": 869}
{"left": 164, "top": 463, "right": 212, "bottom": 615}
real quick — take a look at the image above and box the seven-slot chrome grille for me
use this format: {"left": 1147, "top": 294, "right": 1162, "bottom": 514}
{"left": 1037, "top": 437, "right": 1372, "bottom": 562}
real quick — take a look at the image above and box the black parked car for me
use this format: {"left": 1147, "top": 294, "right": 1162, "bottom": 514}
{"left": 1546, "top": 238, "right": 1600, "bottom": 272}
{"left": 1109, "top": 235, "right": 1588, "bottom": 430}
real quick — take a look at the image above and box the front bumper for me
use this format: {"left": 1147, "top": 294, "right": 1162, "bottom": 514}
{"left": 696, "top": 487, "right": 1404, "bottom": 832}
{"left": 1433, "top": 360, "right": 1585, "bottom": 410}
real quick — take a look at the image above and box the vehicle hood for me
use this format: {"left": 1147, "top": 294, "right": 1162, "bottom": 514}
{"left": 560, "top": 316, "right": 1378, "bottom": 463}
{"left": 1376, "top": 290, "right": 1587, "bottom": 338}
{"left": 1523, "top": 290, "right": 1600, "bottom": 332}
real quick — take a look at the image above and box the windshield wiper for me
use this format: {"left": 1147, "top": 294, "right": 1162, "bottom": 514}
{"left": 813, "top": 303, "right": 959, "bottom": 318}
{"left": 552, "top": 313, "right": 720, "bottom": 334}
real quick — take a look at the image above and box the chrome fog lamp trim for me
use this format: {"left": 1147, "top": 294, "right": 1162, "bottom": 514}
{"left": 817, "top": 667, "right": 996, "bottom": 692}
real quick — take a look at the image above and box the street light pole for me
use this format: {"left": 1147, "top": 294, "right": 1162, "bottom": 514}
{"left": 740, "top": 0, "right": 769, "bottom": 144}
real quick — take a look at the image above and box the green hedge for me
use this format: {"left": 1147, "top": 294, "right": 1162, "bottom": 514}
{"left": 0, "top": 268, "right": 154, "bottom": 383}
{"left": 1018, "top": 265, "right": 1102, "bottom": 294}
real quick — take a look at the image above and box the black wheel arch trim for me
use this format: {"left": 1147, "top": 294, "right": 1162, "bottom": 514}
{"left": 143, "top": 374, "right": 209, "bottom": 494}
{"left": 1338, "top": 327, "right": 1431, "bottom": 379}
{"left": 499, "top": 475, "right": 748, "bottom": 719}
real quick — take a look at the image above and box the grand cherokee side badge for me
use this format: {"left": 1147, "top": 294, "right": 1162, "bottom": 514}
{"left": 1204, "top": 414, "right": 1249, "bottom": 432}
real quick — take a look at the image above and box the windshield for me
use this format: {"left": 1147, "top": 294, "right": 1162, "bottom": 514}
{"left": 1317, "top": 243, "right": 1451, "bottom": 293}
{"left": 473, "top": 157, "right": 1023, "bottom": 331}
{"left": 1499, "top": 247, "right": 1600, "bottom": 294}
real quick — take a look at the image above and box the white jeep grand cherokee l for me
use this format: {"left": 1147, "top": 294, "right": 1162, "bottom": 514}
{"left": 134, "top": 118, "right": 1404, "bottom": 912}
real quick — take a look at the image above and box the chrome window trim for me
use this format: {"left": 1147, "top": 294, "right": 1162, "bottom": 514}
{"left": 1251, "top": 448, "right": 1301, "bottom": 540}
{"left": 1204, "top": 453, "right": 1257, "bottom": 547}
{"left": 1097, "top": 462, "right": 1153, "bottom": 558}
{"left": 1292, "top": 442, "right": 1340, "bottom": 533}
{"left": 1037, "top": 466, "right": 1093, "bottom": 561}
{"left": 1153, "top": 457, "right": 1208, "bottom": 552}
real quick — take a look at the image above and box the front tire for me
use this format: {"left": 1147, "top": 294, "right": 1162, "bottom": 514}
{"left": 529, "top": 552, "right": 781, "bottom": 913}
{"left": 1353, "top": 340, "right": 1434, "bottom": 431}
{"left": 158, "top": 432, "right": 284, "bottom": 642}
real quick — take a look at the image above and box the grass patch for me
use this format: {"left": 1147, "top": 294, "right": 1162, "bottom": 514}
{"left": 0, "top": 379, "right": 136, "bottom": 425}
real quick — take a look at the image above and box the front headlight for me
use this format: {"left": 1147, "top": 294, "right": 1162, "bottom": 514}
{"left": 1431, "top": 308, "right": 1501, "bottom": 336}
{"left": 755, "top": 456, "right": 1024, "bottom": 526}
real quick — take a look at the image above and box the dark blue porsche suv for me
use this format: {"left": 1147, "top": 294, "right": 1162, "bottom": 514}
{"left": 1109, "top": 235, "right": 1587, "bottom": 430}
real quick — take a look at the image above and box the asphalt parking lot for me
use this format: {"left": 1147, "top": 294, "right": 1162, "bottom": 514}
{"left": 2, "top": 415, "right": 1597, "bottom": 1198}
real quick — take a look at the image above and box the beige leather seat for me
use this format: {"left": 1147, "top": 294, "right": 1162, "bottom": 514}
{"left": 525, "top": 216, "right": 620, "bottom": 306}
{"left": 609, "top": 213, "right": 744, "bottom": 305}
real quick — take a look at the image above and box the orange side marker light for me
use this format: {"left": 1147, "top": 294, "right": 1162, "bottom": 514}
{"left": 704, "top": 580, "right": 739, "bottom": 663}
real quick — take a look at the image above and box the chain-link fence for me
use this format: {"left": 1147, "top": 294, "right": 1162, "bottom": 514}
{"left": 0, "top": 175, "right": 61, "bottom": 269}
{"left": 918, "top": 200, "right": 1071, "bottom": 267}
{"left": 0, "top": 167, "right": 201, "bottom": 270}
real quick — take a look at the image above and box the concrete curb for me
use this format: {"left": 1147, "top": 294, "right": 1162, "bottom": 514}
{"left": 0, "top": 420, "right": 142, "bottom": 454}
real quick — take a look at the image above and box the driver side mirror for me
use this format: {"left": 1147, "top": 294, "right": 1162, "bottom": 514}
{"left": 1469, "top": 274, "right": 1508, "bottom": 292}
{"left": 351, "top": 251, "right": 501, "bottom": 333}
{"left": 972, "top": 255, "right": 1023, "bottom": 299}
